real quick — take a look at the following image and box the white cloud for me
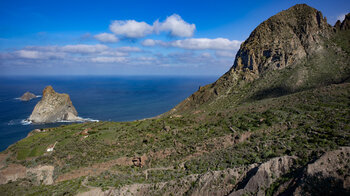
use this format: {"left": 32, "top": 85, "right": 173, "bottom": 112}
{"left": 109, "top": 20, "right": 153, "bottom": 38}
{"left": 141, "top": 39, "right": 164, "bottom": 46}
{"left": 16, "top": 50, "right": 41, "bottom": 59}
{"left": 171, "top": 38, "right": 241, "bottom": 50}
{"left": 94, "top": 33, "right": 119, "bottom": 43}
{"left": 107, "top": 14, "right": 195, "bottom": 38}
{"left": 23, "top": 45, "right": 139, "bottom": 57}
{"left": 19, "top": 45, "right": 109, "bottom": 55}
{"left": 24, "top": 46, "right": 59, "bottom": 52}
{"left": 91, "top": 56, "right": 127, "bottom": 63}
{"left": 15, "top": 49, "right": 66, "bottom": 59}
{"left": 99, "top": 51, "right": 128, "bottom": 56}
{"left": 200, "top": 52, "right": 211, "bottom": 58}
{"left": 62, "top": 44, "right": 108, "bottom": 53}
{"left": 9, "top": 44, "right": 142, "bottom": 64}
{"left": 142, "top": 38, "right": 241, "bottom": 50}
{"left": 154, "top": 14, "right": 195, "bottom": 37}
{"left": 137, "top": 56, "right": 155, "bottom": 61}
{"left": 117, "top": 46, "right": 142, "bottom": 52}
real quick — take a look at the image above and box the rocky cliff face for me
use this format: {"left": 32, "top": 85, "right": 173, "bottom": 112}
{"left": 336, "top": 13, "right": 350, "bottom": 30}
{"left": 28, "top": 86, "right": 80, "bottom": 123}
{"left": 168, "top": 4, "right": 349, "bottom": 115}
{"left": 233, "top": 4, "right": 332, "bottom": 73}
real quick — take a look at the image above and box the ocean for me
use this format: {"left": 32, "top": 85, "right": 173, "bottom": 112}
{"left": 0, "top": 75, "right": 218, "bottom": 152}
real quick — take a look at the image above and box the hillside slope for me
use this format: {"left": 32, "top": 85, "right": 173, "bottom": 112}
{"left": 167, "top": 4, "right": 350, "bottom": 116}
{"left": 0, "top": 4, "right": 349, "bottom": 196}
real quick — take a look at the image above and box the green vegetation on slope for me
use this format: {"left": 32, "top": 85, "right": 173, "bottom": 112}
{"left": 1, "top": 5, "right": 349, "bottom": 195}
{"left": 1, "top": 81, "right": 349, "bottom": 195}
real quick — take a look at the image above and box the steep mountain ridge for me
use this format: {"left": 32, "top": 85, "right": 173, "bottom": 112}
{"left": 168, "top": 4, "right": 350, "bottom": 115}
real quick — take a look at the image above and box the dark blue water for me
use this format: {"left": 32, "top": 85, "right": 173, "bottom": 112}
{"left": 0, "top": 75, "right": 217, "bottom": 151}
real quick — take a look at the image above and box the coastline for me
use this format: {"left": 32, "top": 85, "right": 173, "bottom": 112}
{"left": 0, "top": 75, "right": 218, "bottom": 152}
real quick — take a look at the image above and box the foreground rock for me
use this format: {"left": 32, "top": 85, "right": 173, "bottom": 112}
{"left": 292, "top": 147, "right": 350, "bottom": 195}
{"left": 0, "top": 164, "right": 54, "bottom": 185}
{"left": 20, "top": 92, "right": 36, "bottom": 101}
{"left": 28, "top": 86, "right": 81, "bottom": 123}
{"left": 78, "top": 148, "right": 350, "bottom": 196}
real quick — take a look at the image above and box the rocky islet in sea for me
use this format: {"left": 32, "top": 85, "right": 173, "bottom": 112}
{"left": 28, "top": 85, "right": 82, "bottom": 123}
{"left": 19, "top": 92, "right": 36, "bottom": 101}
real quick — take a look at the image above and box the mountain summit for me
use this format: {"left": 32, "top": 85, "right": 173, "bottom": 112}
{"left": 169, "top": 4, "right": 350, "bottom": 115}
{"left": 232, "top": 4, "right": 332, "bottom": 75}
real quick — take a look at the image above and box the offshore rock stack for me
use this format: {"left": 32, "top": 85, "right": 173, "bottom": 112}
{"left": 28, "top": 86, "right": 81, "bottom": 123}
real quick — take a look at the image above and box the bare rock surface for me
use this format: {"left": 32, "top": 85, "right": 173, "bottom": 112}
{"left": 0, "top": 164, "right": 54, "bottom": 185}
{"left": 231, "top": 4, "right": 332, "bottom": 76}
{"left": 229, "top": 156, "right": 297, "bottom": 196}
{"left": 293, "top": 147, "right": 350, "bottom": 195}
{"left": 77, "top": 156, "right": 297, "bottom": 196}
{"left": 68, "top": 147, "right": 350, "bottom": 195}
{"left": 0, "top": 164, "right": 26, "bottom": 184}
{"left": 28, "top": 86, "right": 81, "bottom": 123}
{"left": 340, "top": 13, "right": 350, "bottom": 30}
{"left": 20, "top": 91, "right": 36, "bottom": 101}
{"left": 168, "top": 4, "right": 348, "bottom": 115}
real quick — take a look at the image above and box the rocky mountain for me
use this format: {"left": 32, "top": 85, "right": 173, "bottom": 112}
{"left": 0, "top": 4, "right": 349, "bottom": 196}
{"left": 335, "top": 13, "right": 350, "bottom": 31}
{"left": 19, "top": 92, "right": 36, "bottom": 101}
{"left": 168, "top": 4, "right": 350, "bottom": 115}
{"left": 28, "top": 86, "right": 81, "bottom": 123}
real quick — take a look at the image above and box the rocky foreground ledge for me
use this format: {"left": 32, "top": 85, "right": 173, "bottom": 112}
{"left": 1, "top": 147, "right": 348, "bottom": 195}
{"left": 28, "top": 86, "right": 81, "bottom": 123}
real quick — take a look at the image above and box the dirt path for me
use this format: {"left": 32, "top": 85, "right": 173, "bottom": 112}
{"left": 143, "top": 166, "right": 174, "bottom": 180}
{"left": 56, "top": 131, "right": 252, "bottom": 183}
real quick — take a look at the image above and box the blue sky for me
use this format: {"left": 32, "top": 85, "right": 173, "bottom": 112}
{"left": 0, "top": 0, "right": 349, "bottom": 76}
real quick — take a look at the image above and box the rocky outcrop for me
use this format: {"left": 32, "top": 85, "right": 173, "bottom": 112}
{"left": 0, "top": 164, "right": 26, "bottom": 184}
{"left": 27, "top": 165, "right": 54, "bottom": 185}
{"left": 28, "top": 86, "right": 81, "bottom": 123}
{"left": 168, "top": 4, "right": 349, "bottom": 115}
{"left": 334, "top": 20, "right": 342, "bottom": 30}
{"left": 0, "top": 164, "right": 54, "bottom": 185}
{"left": 231, "top": 4, "right": 332, "bottom": 75}
{"left": 77, "top": 148, "right": 350, "bottom": 196}
{"left": 77, "top": 156, "right": 297, "bottom": 196}
{"left": 334, "top": 13, "right": 350, "bottom": 31}
{"left": 229, "top": 156, "right": 297, "bottom": 196}
{"left": 20, "top": 92, "right": 36, "bottom": 101}
{"left": 341, "top": 13, "right": 350, "bottom": 30}
{"left": 293, "top": 147, "right": 350, "bottom": 195}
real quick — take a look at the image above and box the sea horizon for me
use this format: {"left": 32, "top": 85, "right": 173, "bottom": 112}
{"left": 0, "top": 75, "right": 218, "bottom": 151}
